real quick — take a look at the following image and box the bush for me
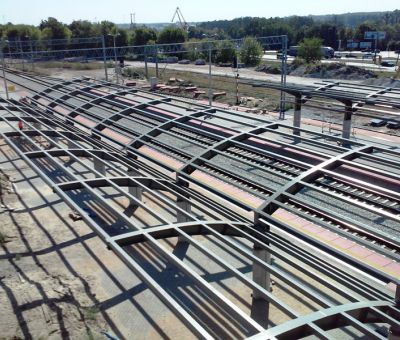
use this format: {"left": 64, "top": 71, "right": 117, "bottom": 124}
{"left": 215, "top": 40, "right": 236, "bottom": 64}
{"left": 239, "top": 37, "right": 263, "bottom": 66}
{"left": 298, "top": 38, "right": 322, "bottom": 64}
{"left": 122, "top": 67, "right": 144, "bottom": 79}
{"left": 0, "top": 231, "right": 7, "bottom": 245}
{"left": 292, "top": 57, "right": 305, "bottom": 68}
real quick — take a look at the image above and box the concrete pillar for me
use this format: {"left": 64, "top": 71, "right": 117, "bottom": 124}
{"left": 342, "top": 102, "right": 353, "bottom": 144}
{"left": 93, "top": 157, "right": 105, "bottom": 177}
{"left": 293, "top": 95, "right": 302, "bottom": 136}
{"left": 127, "top": 169, "right": 142, "bottom": 205}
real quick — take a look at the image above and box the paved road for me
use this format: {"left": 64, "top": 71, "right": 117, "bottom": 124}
{"left": 125, "top": 61, "right": 342, "bottom": 86}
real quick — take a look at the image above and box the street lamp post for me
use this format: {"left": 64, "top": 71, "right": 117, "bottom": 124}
{"left": 1, "top": 38, "right": 9, "bottom": 99}
{"left": 208, "top": 42, "right": 212, "bottom": 106}
{"left": 108, "top": 33, "right": 120, "bottom": 84}
{"left": 25, "top": 35, "right": 34, "bottom": 71}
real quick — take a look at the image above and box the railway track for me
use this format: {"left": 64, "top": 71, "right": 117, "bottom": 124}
{"left": 2, "top": 68, "right": 400, "bottom": 260}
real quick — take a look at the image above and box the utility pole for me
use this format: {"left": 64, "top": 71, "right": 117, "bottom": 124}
{"left": 101, "top": 35, "right": 108, "bottom": 81}
{"left": 235, "top": 44, "right": 240, "bottom": 105}
{"left": 108, "top": 33, "right": 120, "bottom": 84}
{"left": 208, "top": 42, "right": 212, "bottom": 106}
{"left": 144, "top": 45, "right": 149, "bottom": 80}
{"left": 279, "top": 35, "right": 287, "bottom": 120}
{"left": 1, "top": 38, "right": 9, "bottom": 99}
{"left": 113, "top": 35, "right": 119, "bottom": 84}
{"left": 130, "top": 13, "right": 136, "bottom": 30}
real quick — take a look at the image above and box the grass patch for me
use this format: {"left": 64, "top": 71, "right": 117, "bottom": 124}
{"left": 36, "top": 61, "right": 111, "bottom": 70}
{"left": 374, "top": 70, "right": 398, "bottom": 78}
{"left": 0, "top": 231, "right": 7, "bottom": 245}
{"left": 136, "top": 66, "right": 281, "bottom": 108}
{"left": 12, "top": 61, "right": 113, "bottom": 71}
{"left": 83, "top": 305, "right": 100, "bottom": 320}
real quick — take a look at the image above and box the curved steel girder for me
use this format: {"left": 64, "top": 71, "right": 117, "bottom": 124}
{"left": 92, "top": 98, "right": 170, "bottom": 131}
{"left": 0, "top": 115, "right": 54, "bottom": 126}
{"left": 177, "top": 123, "right": 279, "bottom": 175}
{"left": 55, "top": 176, "right": 173, "bottom": 192}
{"left": 3, "top": 95, "right": 400, "bottom": 338}
{"left": 128, "top": 107, "right": 217, "bottom": 148}
{"left": 36, "top": 81, "right": 104, "bottom": 109}
{"left": 33, "top": 80, "right": 175, "bottom": 133}
{"left": 33, "top": 78, "right": 84, "bottom": 99}
{"left": 248, "top": 300, "right": 394, "bottom": 340}
{"left": 257, "top": 145, "right": 373, "bottom": 214}
{"left": 3, "top": 128, "right": 87, "bottom": 142}
{"left": 110, "top": 220, "right": 249, "bottom": 246}
{"left": 251, "top": 81, "right": 400, "bottom": 108}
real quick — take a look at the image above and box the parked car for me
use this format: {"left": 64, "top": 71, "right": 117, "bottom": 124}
{"left": 194, "top": 59, "right": 206, "bottom": 65}
{"left": 218, "top": 62, "right": 232, "bottom": 67}
{"left": 166, "top": 56, "right": 178, "bottom": 63}
{"left": 362, "top": 53, "right": 373, "bottom": 59}
{"left": 387, "top": 121, "right": 400, "bottom": 129}
{"left": 370, "top": 119, "right": 386, "bottom": 127}
{"left": 381, "top": 61, "right": 396, "bottom": 67}
{"left": 345, "top": 53, "right": 357, "bottom": 58}
{"left": 333, "top": 52, "right": 342, "bottom": 58}
{"left": 178, "top": 59, "right": 190, "bottom": 64}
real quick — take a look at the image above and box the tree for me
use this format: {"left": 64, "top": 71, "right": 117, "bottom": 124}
{"left": 184, "top": 39, "right": 205, "bottom": 61}
{"left": 298, "top": 38, "right": 322, "bottom": 64}
{"left": 239, "top": 37, "right": 263, "bottom": 66}
{"left": 215, "top": 40, "right": 236, "bottom": 63}
{"left": 39, "top": 17, "right": 71, "bottom": 40}
{"left": 69, "top": 20, "right": 93, "bottom": 39}
{"left": 157, "top": 26, "right": 187, "bottom": 44}
{"left": 132, "top": 27, "right": 157, "bottom": 46}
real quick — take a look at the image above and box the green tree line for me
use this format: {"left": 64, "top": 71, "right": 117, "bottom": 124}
{"left": 1, "top": 10, "right": 399, "bottom": 54}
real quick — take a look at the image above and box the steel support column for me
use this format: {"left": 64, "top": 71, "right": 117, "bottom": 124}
{"left": 251, "top": 244, "right": 271, "bottom": 328}
{"left": 127, "top": 169, "right": 142, "bottom": 205}
{"left": 251, "top": 218, "right": 271, "bottom": 328}
{"left": 342, "top": 101, "right": 353, "bottom": 143}
{"left": 293, "top": 94, "right": 302, "bottom": 136}
{"left": 93, "top": 156, "right": 106, "bottom": 177}
{"left": 389, "top": 285, "right": 400, "bottom": 340}
{"left": 176, "top": 180, "right": 191, "bottom": 247}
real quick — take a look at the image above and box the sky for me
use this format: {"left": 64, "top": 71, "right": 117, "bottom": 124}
{"left": 1, "top": 0, "right": 399, "bottom": 25}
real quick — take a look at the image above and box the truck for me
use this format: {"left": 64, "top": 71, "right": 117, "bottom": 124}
{"left": 288, "top": 46, "right": 334, "bottom": 59}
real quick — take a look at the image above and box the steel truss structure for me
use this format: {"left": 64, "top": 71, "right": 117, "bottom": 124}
{"left": 1, "top": 95, "right": 400, "bottom": 339}
{"left": 250, "top": 80, "right": 400, "bottom": 140}
{"left": 6, "top": 71, "right": 399, "bottom": 264}
{"left": 0, "top": 71, "right": 400, "bottom": 338}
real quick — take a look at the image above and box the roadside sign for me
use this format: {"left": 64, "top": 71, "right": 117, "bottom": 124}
{"left": 364, "top": 31, "right": 386, "bottom": 40}
{"left": 359, "top": 41, "right": 372, "bottom": 48}
{"left": 347, "top": 42, "right": 358, "bottom": 49}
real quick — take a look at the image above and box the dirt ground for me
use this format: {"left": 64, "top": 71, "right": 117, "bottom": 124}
{"left": 0, "top": 141, "right": 191, "bottom": 340}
